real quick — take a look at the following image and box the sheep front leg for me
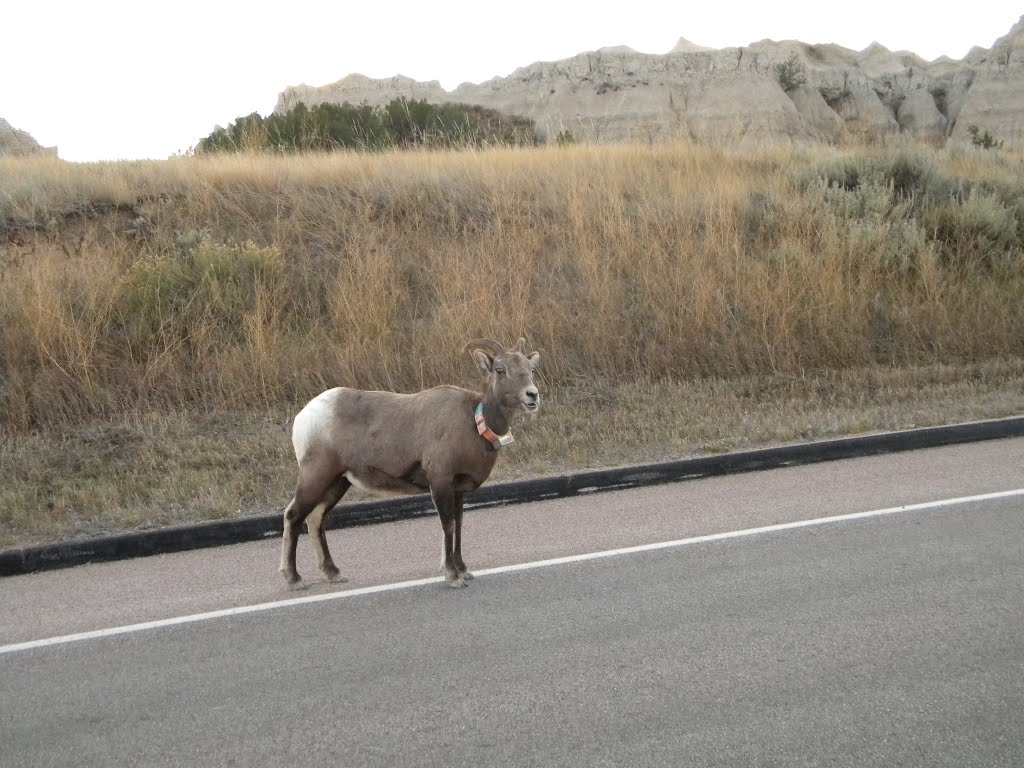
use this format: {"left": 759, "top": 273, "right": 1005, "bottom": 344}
{"left": 307, "top": 477, "right": 351, "bottom": 583}
{"left": 453, "top": 492, "right": 473, "bottom": 580}
{"left": 306, "top": 503, "right": 346, "bottom": 583}
{"left": 431, "top": 484, "right": 466, "bottom": 587}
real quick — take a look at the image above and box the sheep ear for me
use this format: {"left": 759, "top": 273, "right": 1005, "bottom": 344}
{"left": 473, "top": 349, "right": 495, "bottom": 374}
{"left": 528, "top": 351, "right": 540, "bottom": 369}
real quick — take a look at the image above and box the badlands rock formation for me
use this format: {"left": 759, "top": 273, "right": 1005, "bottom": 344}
{"left": 276, "top": 17, "right": 1024, "bottom": 148}
{"left": 0, "top": 118, "right": 56, "bottom": 156}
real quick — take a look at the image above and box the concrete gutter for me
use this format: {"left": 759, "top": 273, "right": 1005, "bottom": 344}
{"left": 3, "top": 415, "right": 1023, "bottom": 577}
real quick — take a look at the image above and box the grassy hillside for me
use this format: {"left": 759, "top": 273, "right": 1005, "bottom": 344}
{"left": 2, "top": 141, "right": 1023, "bottom": 547}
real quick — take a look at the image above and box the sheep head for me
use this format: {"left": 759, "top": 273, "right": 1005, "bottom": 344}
{"left": 464, "top": 337, "right": 541, "bottom": 413}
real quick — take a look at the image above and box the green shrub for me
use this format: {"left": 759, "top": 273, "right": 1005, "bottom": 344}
{"left": 196, "top": 99, "right": 539, "bottom": 154}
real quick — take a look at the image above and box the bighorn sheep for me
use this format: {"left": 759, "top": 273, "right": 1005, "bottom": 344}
{"left": 279, "top": 338, "right": 541, "bottom": 589}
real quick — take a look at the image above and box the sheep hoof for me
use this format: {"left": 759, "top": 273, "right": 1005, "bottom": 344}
{"left": 325, "top": 571, "right": 349, "bottom": 584}
{"left": 460, "top": 570, "right": 475, "bottom": 581}
{"left": 445, "top": 576, "right": 467, "bottom": 588}
{"left": 281, "top": 571, "right": 305, "bottom": 590}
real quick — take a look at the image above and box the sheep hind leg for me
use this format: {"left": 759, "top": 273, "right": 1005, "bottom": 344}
{"left": 307, "top": 476, "right": 351, "bottom": 583}
{"left": 279, "top": 471, "right": 339, "bottom": 589}
{"left": 279, "top": 498, "right": 310, "bottom": 589}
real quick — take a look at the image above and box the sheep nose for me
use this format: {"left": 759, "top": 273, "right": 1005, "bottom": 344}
{"left": 524, "top": 388, "right": 539, "bottom": 404}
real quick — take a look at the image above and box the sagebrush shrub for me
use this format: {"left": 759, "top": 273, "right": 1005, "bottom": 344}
{"left": 120, "top": 239, "right": 285, "bottom": 346}
{"left": 924, "top": 190, "right": 1019, "bottom": 269}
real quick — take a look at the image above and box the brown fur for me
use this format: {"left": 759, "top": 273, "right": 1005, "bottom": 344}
{"left": 279, "top": 338, "right": 540, "bottom": 589}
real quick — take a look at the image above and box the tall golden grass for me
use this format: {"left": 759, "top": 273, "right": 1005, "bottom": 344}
{"left": 2, "top": 141, "right": 1022, "bottom": 434}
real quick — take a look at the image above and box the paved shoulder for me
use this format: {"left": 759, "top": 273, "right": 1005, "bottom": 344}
{"left": 2, "top": 437, "right": 1023, "bottom": 648}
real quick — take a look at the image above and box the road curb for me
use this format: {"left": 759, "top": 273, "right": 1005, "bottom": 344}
{"left": 3, "top": 415, "right": 1023, "bottom": 577}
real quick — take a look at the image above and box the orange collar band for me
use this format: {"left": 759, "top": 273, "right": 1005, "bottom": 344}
{"left": 475, "top": 403, "right": 514, "bottom": 450}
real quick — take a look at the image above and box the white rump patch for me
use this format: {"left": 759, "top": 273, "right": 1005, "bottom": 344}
{"left": 292, "top": 388, "right": 342, "bottom": 462}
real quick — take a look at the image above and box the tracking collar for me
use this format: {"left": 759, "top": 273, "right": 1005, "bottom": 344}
{"left": 475, "top": 402, "right": 514, "bottom": 450}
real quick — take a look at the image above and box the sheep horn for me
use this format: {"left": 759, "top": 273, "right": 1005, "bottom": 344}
{"left": 514, "top": 337, "right": 526, "bottom": 353}
{"left": 463, "top": 338, "right": 506, "bottom": 357}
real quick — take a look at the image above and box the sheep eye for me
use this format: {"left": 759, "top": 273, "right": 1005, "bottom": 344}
{"left": 494, "top": 367, "right": 506, "bottom": 376}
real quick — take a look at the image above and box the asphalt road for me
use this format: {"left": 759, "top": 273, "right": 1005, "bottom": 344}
{"left": 2, "top": 438, "right": 1023, "bottom": 766}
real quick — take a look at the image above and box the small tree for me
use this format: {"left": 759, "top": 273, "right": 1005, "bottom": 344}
{"left": 775, "top": 53, "right": 807, "bottom": 92}
{"left": 967, "top": 125, "right": 1004, "bottom": 150}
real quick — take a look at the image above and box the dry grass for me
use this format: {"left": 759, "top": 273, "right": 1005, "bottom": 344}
{"left": 3, "top": 359, "right": 1024, "bottom": 549}
{"left": 3, "top": 142, "right": 1022, "bottom": 432}
{"left": 1, "top": 140, "right": 1023, "bottom": 547}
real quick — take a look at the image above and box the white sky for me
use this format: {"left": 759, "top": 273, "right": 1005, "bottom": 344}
{"left": 2, "top": 2, "right": 1020, "bottom": 162}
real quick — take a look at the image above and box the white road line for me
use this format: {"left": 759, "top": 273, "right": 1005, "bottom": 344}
{"left": 2, "top": 487, "right": 1022, "bottom": 657}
